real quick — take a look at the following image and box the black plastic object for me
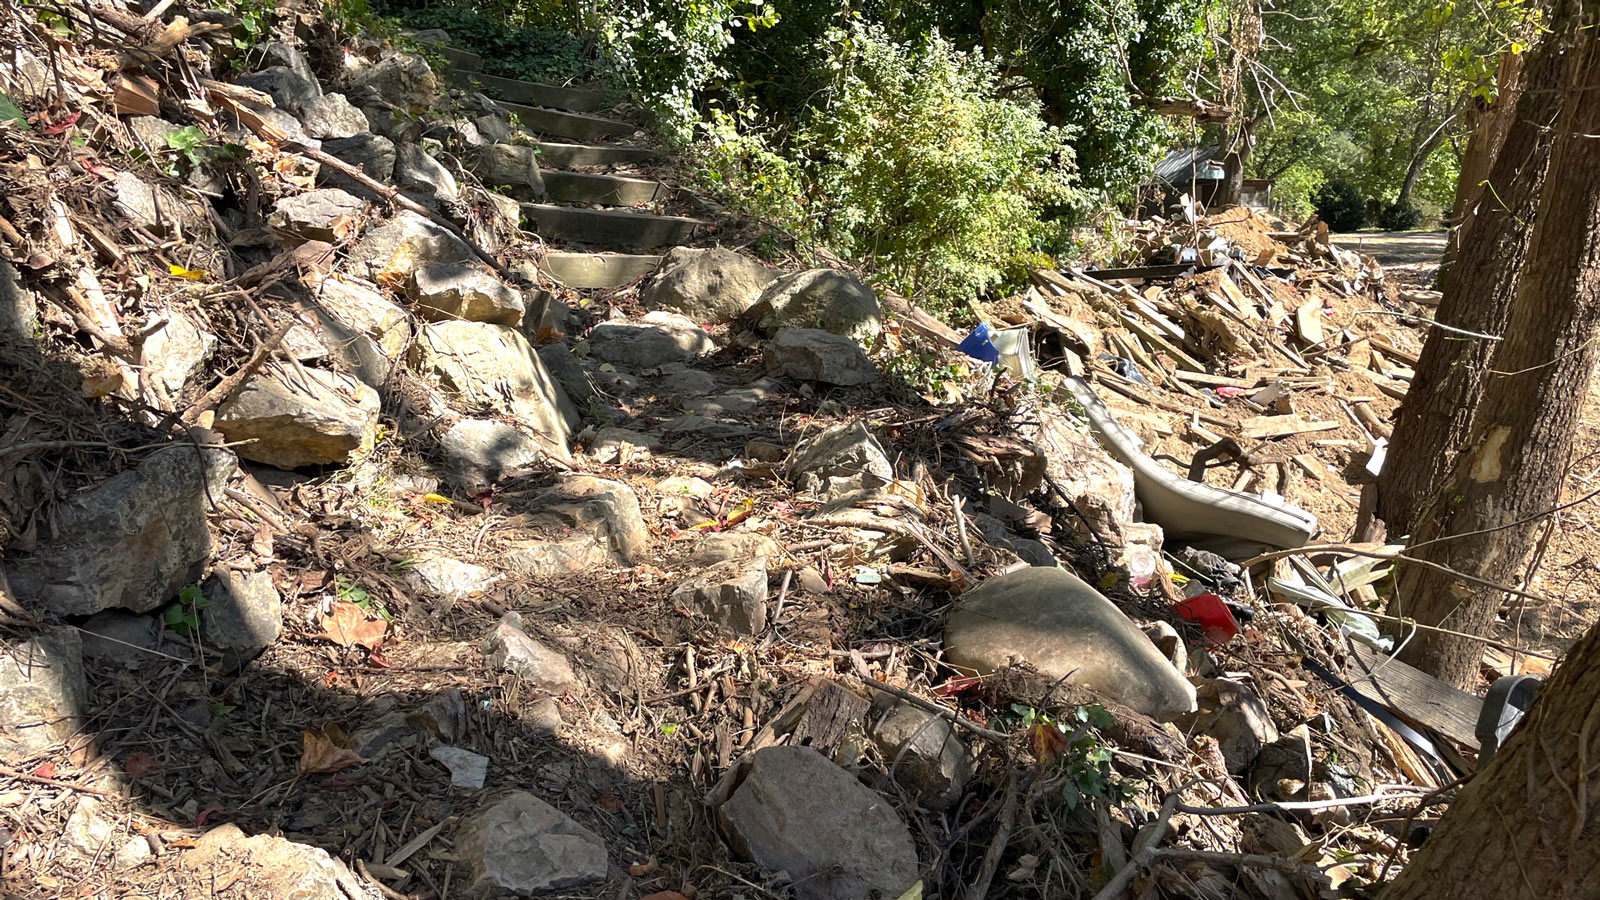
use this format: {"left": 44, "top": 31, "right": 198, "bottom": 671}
{"left": 1475, "top": 675, "right": 1541, "bottom": 769}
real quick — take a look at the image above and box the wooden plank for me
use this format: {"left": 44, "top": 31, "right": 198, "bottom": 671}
{"left": 1347, "top": 642, "right": 1483, "bottom": 748}
{"left": 1237, "top": 415, "right": 1342, "bottom": 440}
{"left": 1294, "top": 298, "right": 1326, "bottom": 345}
{"left": 1215, "top": 275, "right": 1259, "bottom": 320}
{"left": 1370, "top": 335, "right": 1421, "bottom": 366}
{"left": 1173, "top": 370, "right": 1257, "bottom": 389}
{"left": 1119, "top": 311, "right": 1206, "bottom": 373}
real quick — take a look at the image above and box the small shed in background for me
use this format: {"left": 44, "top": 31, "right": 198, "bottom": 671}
{"left": 1142, "top": 146, "right": 1272, "bottom": 214}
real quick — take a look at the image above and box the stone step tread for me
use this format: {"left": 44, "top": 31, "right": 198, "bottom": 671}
{"left": 521, "top": 203, "right": 705, "bottom": 251}
{"left": 542, "top": 252, "right": 664, "bottom": 289}
{"left": 541, "top": 170, "right": 670, "bottom": 206}
{"left": 498, "top": 101, "right": 635, "bottom": 142}
{"left": 448, "top": 69, "right": 611, "bottom": 113}
{"left": 439, "top": 47, "right": 482, "bottom": 72}
{"left": 532, "top": 140, "right": 658, "bottom": 169}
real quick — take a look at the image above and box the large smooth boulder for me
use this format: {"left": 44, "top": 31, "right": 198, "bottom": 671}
{"left": 749, "top": 269, "right": 881, "bottom": 342}
{"left": 718, "top": 746, "right": 918, "bottom": 900}
{"left": 642, "top": 247, "right": 777, "bottom": 324}
{"left": 783, "top": 420, "right": 893, "bottom": 497}
{"left": 456, "top": 792, "right": 609, "bottom": 894}
{"left": 409, "top": 263, "right": 524, "bottom": 326}
{"left": 763, "top": 327, "right": 877, "bottom": 386}
{"left": 214, "top": 366, "right": 380, "bottom": 469}
{"left": 411, "top": 321, "right": 578, "bottom": 461}
{"left": 349, "top": 210, "right": 476, "bottom": 287}
{"left": 0, "top": 628, "right": 87, "bottom": 760}
{"left": 5, "top": 446, "right": 235, "bottom": 616}
{"left": 946, "top": 568, "right": 1196, "bottom": 720}
{"left": 588, "top": 311, "right": 714, "bottom": 369}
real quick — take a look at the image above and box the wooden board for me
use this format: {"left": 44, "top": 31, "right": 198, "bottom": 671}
{"left": 1347, "top": 642, "right": 1483, "bottom": 748}
{"left": 1238, "top": 415, "right": 1341, "bottom": 440}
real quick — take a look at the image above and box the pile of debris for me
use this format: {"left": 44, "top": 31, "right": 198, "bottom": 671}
{"left": 0, "top": 3, "right": 1548, "bottom": 900}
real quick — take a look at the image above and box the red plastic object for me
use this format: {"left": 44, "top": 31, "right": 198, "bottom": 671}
{"left": 1175, "top": 593, "right": 1241, "bottom": 646}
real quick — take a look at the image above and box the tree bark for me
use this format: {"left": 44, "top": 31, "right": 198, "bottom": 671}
{"left": 1436, "top": 51, "right": 1526, "bottom": 286}
{"left": 1212, "top": 116, "right": 1260, "bottom": 209}
{"left": 1388, "top": 9, "right": 1600, "bottom": 690}
{"left": 1380, "top": 617, "right": 1600, "bottom": 899}
{"left": 1393, "top": 109, "right": 1458, "bottom": 210}
{"left": 1373, "top": 32, "right": 1563, "bottom": 536}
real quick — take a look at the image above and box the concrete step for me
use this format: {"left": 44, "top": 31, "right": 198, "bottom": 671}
{"left": 449, "top": 70, "right": 609, "bottom": 112}
{"left": 542, "top": 170, "right": 669, "bottom": 206}
{"left": 499, "top": 101, "right": 634, "bottom": 142}
{"left": 543, "top": 252, "right": 663, "bottom": 288}
{"left": 440, "top": 47, "right": 482, "bottom": 72}
{"left": 522, "top": 203, "right": 704, "bottom": 250}
{"left": 533, "top": 140, "right": 656, "bottom": 168}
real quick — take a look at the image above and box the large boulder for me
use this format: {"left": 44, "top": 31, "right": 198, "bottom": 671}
{"left": 214, "top": 365, "right": 381, "bottom": 469}
{"left": 783, "top": 420, "right": 893, "bottom": 497}
{"left": 395, "top": 143, "right": 460, "bottom": 208}
{"left": 477, "top": 143, "right": 545, "bottom": 196}
{"left": 763, "top": 327, "right": 878, "bottom": 386}
{"left": 349, "top": 210, "right": 476, "bottom": 287}
{"left": 718, "top": 746, "right": 918, "bottom": 900}
{"left": 0, "top": 628, "right": 87, "bottom": 760}
{"left": 669, "top": 558, "right": 768, "bottom": 634}
{"left": 944, "top": 567, "right": 1197, "bottom": 721}
{"left": 455, "top": 792, "right": 609, "bottom": 894}
{"left": 642, "top": 247, "right": 777, "bottom": 324}
{"left": 588, "top": 311, "right": 715, "bottom": 369}
{"left": 348, "top": 52, "right": 438, "bottom": 111}
{"left": 179, "top": 825, "right": 364, "bottom": 898}
{"left": 411, "top": 321, "right": 578, "bottom": 460}
{"left": 269, "top": 188, "right": 366, "bottom": 245}
{"left": 5, "top": 446, "right": 235, "bottom": 616}
{"left": 440, "top": 418, "right": 553, "bottom": 488}
{"left": 301, "top": 92, "right": 369, "bottom": 140}
{"left": 749, "top": 269, "right": 881, "bottom": 342}
{"left": 409, "top": 263, "right": 524, "bottom": 326}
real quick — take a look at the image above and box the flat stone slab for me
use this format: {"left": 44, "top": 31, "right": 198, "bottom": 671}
{"left": 542, "top": 170, "right": 666, "bottom": 206}
{"left": 449, "top": 70, "right": 608, "bottom": 111}
{"left": 531, "top": 140, "right": 656, "bottom": 168}
{"left": 944, "top": 566, "right": 1197, "bottom": 721}
{"left": 521, "top": 204, "right": 703, "bottom": 250}
{"left": 542, "top": 252, "right": 661, "bottom": 289}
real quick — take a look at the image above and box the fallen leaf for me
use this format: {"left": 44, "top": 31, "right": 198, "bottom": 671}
{"left": 420, "top": 493, "right": 452, "bottom": 504}
{"left": 298, "top": 727, "right": 366, "bottom": 775}
{"left": 30, "top": 762, "right": 55, "bottom": 779}
{"left": 40, "top": 111, "right": 80, "bottom": 135}
{"left": 316, "top": 600, "right": 387, "bottom": 649}
{"left": 167, "top": 264, "right": 208, "bottom": 280}
{"left": 1029, "top": 723, "right": 1071, "bottom": 766}
{"left": 595, "top": 794, "right": 623, "bottom": 813}
{"left": 194, "top": 806, "right": 225, "bottom": 826}
{"left": 123, "top": 753, "right": 159, "bottom": 777}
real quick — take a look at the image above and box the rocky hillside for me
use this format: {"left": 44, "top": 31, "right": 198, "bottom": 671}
{"left": 0, "top": 3, "right": 1494, "bottom": 900}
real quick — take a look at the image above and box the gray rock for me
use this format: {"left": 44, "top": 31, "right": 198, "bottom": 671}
{"left": 430, "top": 746, "right": 489, "bottom": 789}
{"left": 240, "top": 104, "right": 316, "bottom": 146}
{"left": 504, "top": 534, "right": 616, "bottom": 580}
{"left": 535, "top": 343, "right": 595, "bottom": 404}
{"left": 654, "top": 362, "right": 718, "bottom": 395}
{"left": 477, "top": 143, "right": 545, "bottom": 197}
{"left": 312, "top": 274, "right": 410, "bottom": 358}
{"left": 528, "top": 696, "right": 563, "bottom": 736}
{"left": 262, "top": 42, "right": 318, "bottom": 93}
{"left": 0, "top": 260, "right": 39, "bottom": 342}
{"left": 440, "top": 418, "right": 553, "bottom": 487}
{"left": 301, "top": 92, "right": 368, "bottom": 140}
{"left": 410, "top": 556, "right": 496, "bottom": 601}
{"left": 642, "top": 247, "right": 778, "bottom": 324}
{"left": 784, "top": 420, "right": 892, "bottom": 497}
{"left": 763, "top": 327, "right": 878, "bottom": 386}
{"left": 349, "top": 52, "right": 438, "bottom": 111}
{"left": 521, "top": 475, "right": 648, "bottom": 563}
{"left": 114, "top": 171, "right": 201, "bottom": 236}
{"left": 139, "top": 308, "right": 214, "bottom": 397}
{"left": 410, "top": 264, "right": 524, "bottom": 326}
{"left": 871, "top": 700, "right": 973, "bottom": 809}
{"left": 719, "top": 746, "right": 918, "bottom": 900}
{"left": 320, "top": 133, "right": 396, "bottom": 189}
{"left": 455, "top": 791, "right": 609, "bottom": 894}
{"left": 200, "top": 568, "right": 281, "bottom": 659}
{"left": 688, "top": 531, "right": 782, "bottom": 566}
{"left": 5, "top": 447, "right": 235, "bottom": 616}
{"left": 588, "top": 311, "right": 714, "bottom": 369}
{"left": 269, "top": 188, "right": 366, "bottom": 245}
{"left": 587, "top": 427, "right": 654, "bottom": 464}
{"left": 686, "top": 384, "right": 769, "bottom": 417}
{"left": 127, "top": 115, "right": 181, "bottom": 149}
{"left": 1022, "top": 410, "right": 1136, "bottom": 539}
{"left": 973, "top": 513, "right": 1058, "bottom": 568}
{"left": 474, "top": 114, "right": 514, "bottom": 144}
{"left": 945, "top": 567, "right": 1197, "bottom": 721}
{"left": 1177, "top": 678, "right": 1279, "bottom": 774}
{"left": 395, "top": 143, "right": 460, "bottom": 207}
{"left": 350, "top": 210, "right": 476, "bottom": 286}
{"left": 214, "top": 365, "right": 380, "bottom": 469}
{"left": 483, "top": 613, "right": 579, "bottom": 695}
{"left": 63, "top": 797, "right": 151, "bottom": 868}
{"left": 750, "top": 268, "right": 882, "bottom": 341}
{"left": 411, "top": 321, "right": 578, "bottom": 460}
{"left": 0, "top": 628, "right": 87, "bottom": 758}
{"left": 79, "top": 611, "right": 163, "bottom": 668}
{"left": 670, "top": 558, "right": 768, "bottom": 634}
{"left": 179, "top": 825, "right": 364, "bottom": 898}
{"left": 361, "top": 103, "right": 422, "bottom": 144}
{"left": 236, "top": 65, "right": 320, "bottom": 115}
{"left": 744, "top": 439, "right": 786, "bottom": 462}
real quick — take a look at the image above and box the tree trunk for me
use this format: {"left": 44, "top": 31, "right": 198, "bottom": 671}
{"left": 1373, "top": 32, "right": 1564, "bottom": 536}
{"left": 1393, "top": 110, "right": 1457, "bottom": 210}
{"left": 1211, "top": 116, "right": 1260, "bottom": 209}
{"left": 1436, "top": 51, "right": 1526, "bottom": 286}
{"left": 1381, "top": 610, "right": 1600, "bottom": 899}
{"left": 1388, "top": 10, "right": 1600, "bottom": 690}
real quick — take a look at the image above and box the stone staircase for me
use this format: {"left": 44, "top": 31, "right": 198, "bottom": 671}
{"left": 441, "top": 47, "right": 699, "bottom": 290}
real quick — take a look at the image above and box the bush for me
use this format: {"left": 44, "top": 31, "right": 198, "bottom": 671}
{"left": 1377, "top": 200, "right": 1423, "bottom": 231}
{"left": 371, "top": 1, "right": 595, "bottom": 85}
{"left": 1314, "top": 179, "right": 1367, "bottom": 232}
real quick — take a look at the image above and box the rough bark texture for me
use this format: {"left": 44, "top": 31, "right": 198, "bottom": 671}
{"left": 1391, "top": 11, "right": 1600, "bottom": 690}
{"left": 1381, "top": 615, "right": 1600, "bottom": 899}
{"left": 1374, "top": 33, "right": 1563, "bottom": 536}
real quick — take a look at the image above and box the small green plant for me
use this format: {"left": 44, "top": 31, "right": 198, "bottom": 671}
{"left": 162, "top": 584, "right": 209, "bottom": 636}
{"left": 1015, "top": 703, "right": 1140, "bottom": 810}
{"left": 164, "top": 125, "right": 208, "bottom": 170}
{"left": 336, "top": 574, "right": 391, "bottom": 620}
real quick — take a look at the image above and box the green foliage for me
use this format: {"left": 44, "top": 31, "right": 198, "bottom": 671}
{"left": 1314, "top": 178, "right": 1367, "bottom": 232}
{"left": 1014, "top": 704, "right": 1140, "bottom": 809}
{"left": 162, "top": 584, "right": 209, "bottom": 637}
{"left": 1376, "top": 199, "right": 1423, "bottom": 231}
{"left": 373, "top": 1, "right": 597, "bottom": 85}
{"left": 164, "top": 125, "right": 208, "bottom": 168}
{"left": 0, "top": 93, "right": 27, "bottom": 126}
